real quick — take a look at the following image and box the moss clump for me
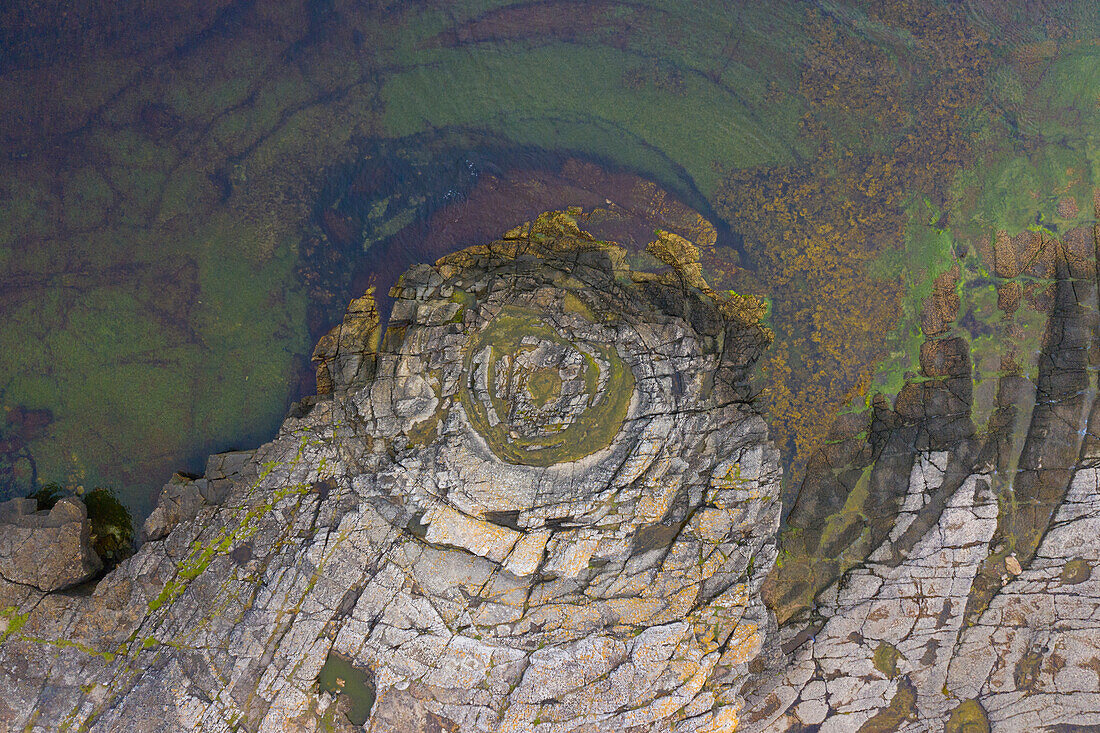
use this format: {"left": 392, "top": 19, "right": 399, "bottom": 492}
{"left": 84, "top": 488, "right": 134, "bottom": 568}
{"left": 945, "top": 699, "right": 991, "bottom": 733}
{"left": 0, "top": 606, "right": 28, "bottom": 643}
{"left": 873, "top": 640, "right": 903, "bottom": 679}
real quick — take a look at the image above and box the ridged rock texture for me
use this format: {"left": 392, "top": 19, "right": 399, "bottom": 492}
{"left": 744, "top": 233, "right": 1100, "bottom": 731}
{"left": 0, "top": 497, "right": 102, "bottom": 592}
{"left": 0, "top": 212, "right": 780, "bottom": 732}
{"left": 9, "top": 211, "right": 1100, "bottom": 732}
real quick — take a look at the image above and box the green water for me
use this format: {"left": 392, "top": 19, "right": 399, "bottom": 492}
{"left": 2, "top": 0, "right": 1099, "bottom": 520}
{"left": 317, "top": 650, "right": 375, "bottom": 725}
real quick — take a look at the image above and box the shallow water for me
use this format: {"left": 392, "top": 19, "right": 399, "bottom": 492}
{"left": 2, "top": 0, "right": 1098, "bottom": 519}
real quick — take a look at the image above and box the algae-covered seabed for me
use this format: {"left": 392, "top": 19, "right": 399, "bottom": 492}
{"left": 1, "top": 0, "right": 1098, "bottom": 519}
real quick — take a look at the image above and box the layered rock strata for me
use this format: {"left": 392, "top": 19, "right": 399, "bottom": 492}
{"left": 0, "top": 212, "right": 780, "bottom": 732}
{"left": 744, "top": 241, "right": 1100, "bottom": 730}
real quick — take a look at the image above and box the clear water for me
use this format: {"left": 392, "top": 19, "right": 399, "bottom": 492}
{"left": 2, "top": 1, "right": 1097, "bottom": 518}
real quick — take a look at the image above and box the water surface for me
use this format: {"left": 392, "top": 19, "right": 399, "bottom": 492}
{"left": 2, "top": 0, "right": 1098, "bottom": 519}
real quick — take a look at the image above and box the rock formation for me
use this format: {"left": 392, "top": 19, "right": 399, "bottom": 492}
{"left": 0, "top": 497, "right": 102, "bottom": 592}
{"left": 5, "top": 211, "right": 1100, "bottom": 732}
{"left": 0, "top": 212, "right": 780, "bottom": 732}
{"left": 741, "top": 239, "right": 1100, "bottom": 730}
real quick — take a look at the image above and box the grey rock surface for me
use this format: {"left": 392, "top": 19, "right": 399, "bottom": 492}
{"left": 738, "top": 245, "right": 1100, "bottom": 731}
{"left": 0, "top": 496, "right": 102, "bottom": 592}
{"left": 8, "top": 211, "right": 1099, "bottom": 732}
{"left": 0, "top": 213, "right": 779, "bottom": 732}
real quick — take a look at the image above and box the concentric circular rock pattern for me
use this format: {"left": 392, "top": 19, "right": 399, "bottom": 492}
{"left": 459, "top": 303, "right": 633, "bottom": 466}
{"left": 0, "top": 211, "right": 780, "bottom": 733}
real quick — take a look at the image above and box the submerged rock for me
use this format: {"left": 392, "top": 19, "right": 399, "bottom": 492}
{"left": 742, "top": 246, "right": 1100, "bottom": 731}
{"left": 0, "top": 212, "right": 779, "bottom": 732}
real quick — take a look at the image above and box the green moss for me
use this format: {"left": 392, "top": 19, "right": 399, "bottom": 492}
{"left": 459, "top": 306, "right": 634, "bottom": 466}
{"left": 450, "top": 289, "right": 476, "bottom": 312}
{"left": 0, "top": 607, "right": 29, "bottom": 643}
{"left": 13, "top": 632, "right": 116, "bottom": 663}
{"left": 945, "top": 699, "right": 991, "bottom": 733}
{"left": 147, "top": 460, "right": 310, "bottom": 614}
{"left": 84, "top": 488, "right": 135, "bottom": 567}
{"left": 562, "top": 292, "right": 597, "bottom": 321}
{"left": 148, "top": 579, "right": 185, "bottom": 612}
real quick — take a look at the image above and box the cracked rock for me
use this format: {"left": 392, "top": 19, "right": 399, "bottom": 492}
{"left": 0, "top": 496, "right": 102, "bottom": 592}
{"left": 0, "top": 212, "right": 779, "bottom": 733}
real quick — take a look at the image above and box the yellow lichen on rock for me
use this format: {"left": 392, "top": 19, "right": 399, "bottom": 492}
{"left": 423, "top": 505, "right": 522, "bottom": 564}
{"left": 311, "top": 287, "right": 381, "bottom": 395}
{"left": 698, "top": 705, "right": 741, "bottom": 733}
{"left": 646, "top": 230, "right": 770, "bottom": 331}
{"left": 503, "top": 530, "right": 551, "bottom": 577}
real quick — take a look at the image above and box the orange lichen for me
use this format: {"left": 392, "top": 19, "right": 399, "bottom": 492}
{"left": 714, "top": 1, "right": 991, "bottom": 490}
{"left": 698, "top": 706, "right": 741, "bottom": 733}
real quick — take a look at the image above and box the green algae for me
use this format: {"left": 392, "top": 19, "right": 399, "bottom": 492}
{"left": 1061, "top": 558, "right": 1092, "bottom": 585}
{"left": 526, "top": 367, "right": 563, "bottom": 408}
{"left": 380, "top": 43, "right": 802, "bottom": 198}
{"left": 4, "top": 0, "right": 1100, "bottom": 570}
{"left": 0, "top": 0, "right": 797, "bottom": 521}
{"left": 459, "top": 305, "right": 634, "bottom": 466}
{"left": 867, "top": 199, "right": 958, "bottom": 397}
{"left": 856, "top": 677, "right": 917, "bottom": 733}
{"left": 873, "top": 641, "right": 903, "bottom": 679}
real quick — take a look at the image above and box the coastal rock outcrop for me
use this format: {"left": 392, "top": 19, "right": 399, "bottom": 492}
{"left": 0, "top": 496, "right": 102, "bottom": 592}
{"left": 741, "top": 243, "right": 1100, "bottom": 730}
{"left": 0, "top": 212, "right": 779, "bottom": 732}
{"left": 10, "top": 210, "right": 1099, "bottom": 732}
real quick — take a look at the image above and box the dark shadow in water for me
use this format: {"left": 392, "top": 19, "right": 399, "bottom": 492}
{"left": 302, "top": 130, "right": 748, "bottom": 345}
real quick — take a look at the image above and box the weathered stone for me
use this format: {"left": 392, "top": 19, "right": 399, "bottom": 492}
{"left": 0, "top": 212, "right": 779, "bottom": 733}
{"left": 0, "top": 497, "right": 102, "bottom": 591}
{"left": 139, "top": 474, "right": 206, "bottom": 543}
{"left": 9, "top": 211, "right": 1100, "bottom": 731}
{"left": 739, "top": 250, "right": 1100, "bottom": 731}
